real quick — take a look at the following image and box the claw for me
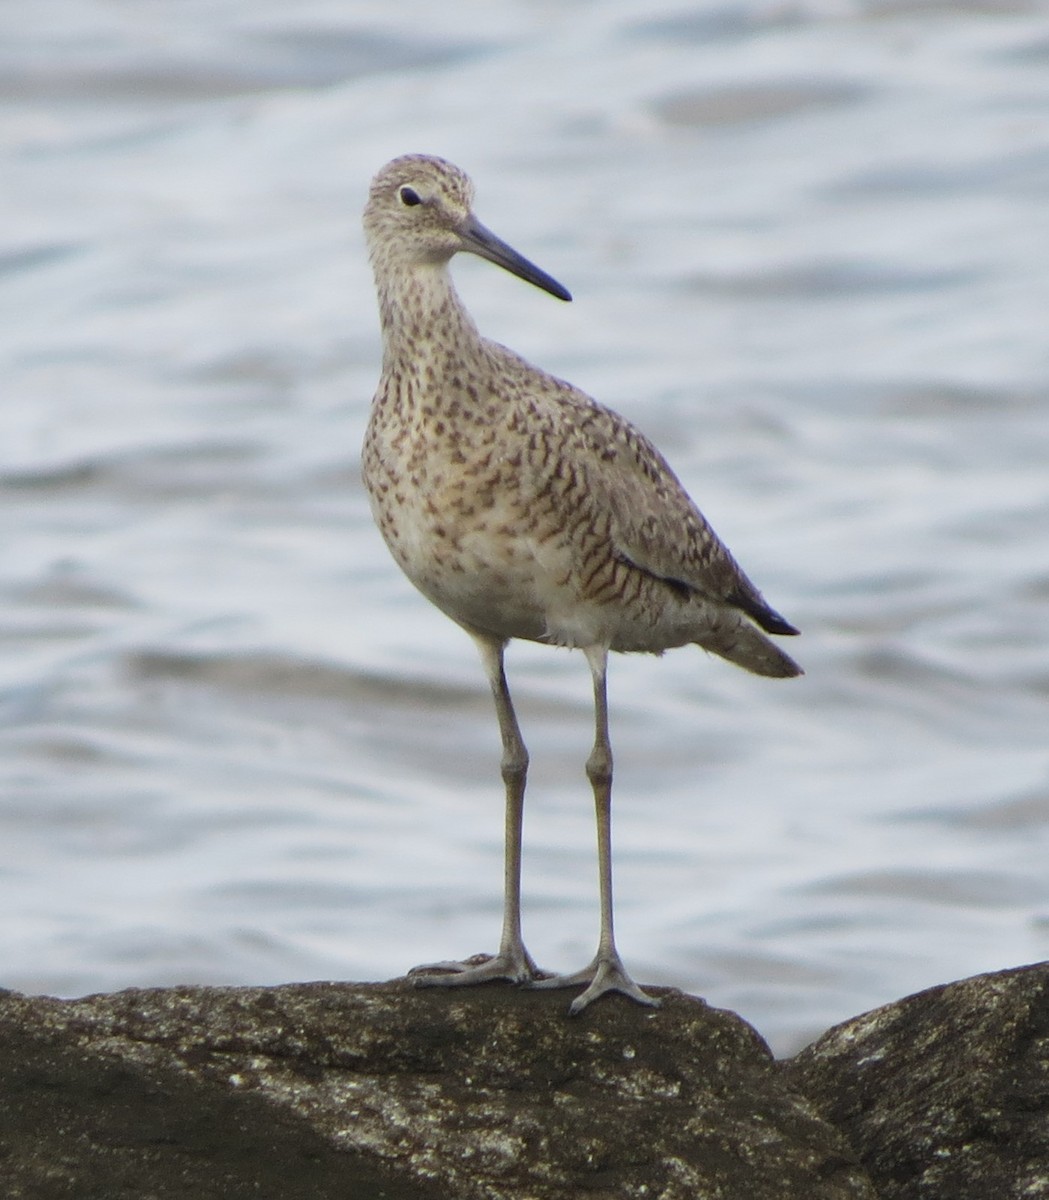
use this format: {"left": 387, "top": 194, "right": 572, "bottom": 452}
{"left": 409, "top": 948, "right": 542, "bottom": 988}
{"left": 530, "top": 952, "right": 660, "bottom": 1015}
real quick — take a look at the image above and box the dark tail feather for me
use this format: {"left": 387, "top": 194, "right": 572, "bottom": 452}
{"left": 726, "top": 587, "right": 799, "bottom": 637}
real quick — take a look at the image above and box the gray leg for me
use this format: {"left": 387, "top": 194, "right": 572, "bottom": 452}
{"left": 532, "top": 645, "right": 659, "bottom": 1013}
{"left": 411, "top": 634, "right": 541, "bottom": 988}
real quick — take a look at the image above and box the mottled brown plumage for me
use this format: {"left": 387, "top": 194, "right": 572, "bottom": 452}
{"left": 362, "top": 154, "right": 801, "bottom": 1013}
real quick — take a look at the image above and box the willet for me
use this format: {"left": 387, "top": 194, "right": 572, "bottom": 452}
{"left": 362, "top": 154, "right": 801, "bottom": 1015}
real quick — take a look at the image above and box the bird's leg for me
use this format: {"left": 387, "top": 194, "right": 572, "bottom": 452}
{"left": 411, "top": 635, "right": 542, "bottom": 988}
{"left": 531, "top": 645, "right": 660, "bottom": 1014}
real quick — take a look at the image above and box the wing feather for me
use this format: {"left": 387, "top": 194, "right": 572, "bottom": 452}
{"left": 562, "top": 391, "right": 797, "bottom": 635}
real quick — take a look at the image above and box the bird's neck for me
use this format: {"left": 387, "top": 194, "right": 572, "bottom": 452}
{"left": 373, "top": 258, "right": 482, "bottom": 376}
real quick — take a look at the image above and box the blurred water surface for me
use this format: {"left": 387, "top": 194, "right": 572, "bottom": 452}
{"left": 3, "top": 0, "right": 1049, "bottom": 1053}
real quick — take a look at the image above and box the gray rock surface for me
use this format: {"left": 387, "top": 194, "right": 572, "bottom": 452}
{"left": 782, "top": 962, "right": 1049, "bottom": 1200}
{"left": 0, "top": 979, "right": 873, "bottom": 1200}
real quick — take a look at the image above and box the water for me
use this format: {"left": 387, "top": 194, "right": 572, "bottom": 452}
{"left": 3, "top": 0, "right": 1049, "bottom": 1055}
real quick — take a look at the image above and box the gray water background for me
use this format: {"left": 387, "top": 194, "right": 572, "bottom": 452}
{"left": 3, "top": 0, "right": 1049, "bottom": 1054}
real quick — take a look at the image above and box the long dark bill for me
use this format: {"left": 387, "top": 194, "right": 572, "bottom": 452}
{"left": 461, "top": 217, "right": 572, "bottom": 302}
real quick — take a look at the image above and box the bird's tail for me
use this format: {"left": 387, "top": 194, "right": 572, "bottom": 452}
{"left": 696, "top": 618, "right": 803, "bottom": 679}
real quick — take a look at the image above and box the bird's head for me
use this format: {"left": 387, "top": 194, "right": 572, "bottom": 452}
{"left": 364, "top": 154, "right": 571, "bottom": 302}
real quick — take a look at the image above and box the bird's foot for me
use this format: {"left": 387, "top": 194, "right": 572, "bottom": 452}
{"left": 529, "top": 951, "right": 661, "bottom": 1015}
{"left": 409, "top": 947, "right": 542, "bottom": 989}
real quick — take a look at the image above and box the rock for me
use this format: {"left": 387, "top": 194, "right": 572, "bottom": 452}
{"left": 781, "top": 962, "right": 1049, "bottom": 1200}
{"left": 0, "top": 979, "right": 873, "bottom": 1200}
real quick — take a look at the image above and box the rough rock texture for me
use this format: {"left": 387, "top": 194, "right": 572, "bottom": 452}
{"left": 0, "top": 979, "right": 873, "bottom": 1200}
{"left": 782, "top": 962, "right": 1049, "bottom": 1200}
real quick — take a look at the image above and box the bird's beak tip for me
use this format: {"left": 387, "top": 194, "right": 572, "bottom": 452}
{"left": 462, "top": 218, "right": 572, "bottom": 304}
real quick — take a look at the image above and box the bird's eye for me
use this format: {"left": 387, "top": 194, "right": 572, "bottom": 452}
{"left": 399, "top": 186, "right": 422, "bottom": 207}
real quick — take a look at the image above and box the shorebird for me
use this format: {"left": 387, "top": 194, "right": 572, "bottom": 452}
{"left": 362, "top": 154, "right": 801, "bottom": 1014}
